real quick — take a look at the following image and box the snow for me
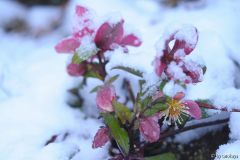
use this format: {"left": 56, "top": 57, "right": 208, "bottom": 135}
{"left": 0, "top": 0, "right": 240, "bottom": 159}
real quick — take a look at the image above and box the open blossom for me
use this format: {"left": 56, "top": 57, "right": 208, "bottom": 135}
{"left": 55, "top": 5, "right": 142, "bottom": 55}
{"left": 154, "top": 24, "right": 202, "bottom": 84}
{"left": 156, "top": 90, "right": 201, "bottom": 125}
{"left": 96, "top": 85, "right": 117, "bottom": 113}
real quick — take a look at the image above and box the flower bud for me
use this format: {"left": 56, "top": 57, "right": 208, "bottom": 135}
{"left": 95, "top": 85, "right": 117, "bottom": 113}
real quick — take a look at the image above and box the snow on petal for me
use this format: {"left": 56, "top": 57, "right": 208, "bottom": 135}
{"left": 55, "top": 37, "right": 80, "bottom": 54}
{"left": 92, "top": 128, "right": 110, "bottom": 149}
{"left": 94, "top": 20, "right": 124, "bottom": 50}
{"left": 75, "top": 5, "right": 88, "bottom": 17}
{"left": 67, "top": 63, "right": 87, "bottom": 77}
{"left": 139, "top": 113, "right": 161, "bottom": 142}
{"left": 173, "top": 92, "right": 185, "bottom": 101}
{"left": 181, "top": 100, "right": 201, "bottom": 119}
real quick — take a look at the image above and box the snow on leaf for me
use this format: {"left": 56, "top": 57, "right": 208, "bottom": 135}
{"left": 92, "top": 128, "right": 110, "bottom": 149}
{"left": 139, "top": 113, "right": 160, "bottom": 142}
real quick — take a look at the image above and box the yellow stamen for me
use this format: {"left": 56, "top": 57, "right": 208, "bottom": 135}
{"left": 162, "top": 99, "right": 189, "bottom": 125}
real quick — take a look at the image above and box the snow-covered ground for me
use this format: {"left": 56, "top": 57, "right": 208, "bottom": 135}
{"left": 0, "top": 0, "right": 240, "bottom": 160}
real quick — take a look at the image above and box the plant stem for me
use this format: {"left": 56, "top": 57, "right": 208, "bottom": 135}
{"left": 159, "top": 118, "right": 229, "bottom": 140}
{"left": 97, "top": 52, "right": 107, "bottom": 80}
{"left": 196, "top": 102, "right": 240, "bottom": 112}
{"left": 124, "top": 79, "right": 135, "bottom": 104}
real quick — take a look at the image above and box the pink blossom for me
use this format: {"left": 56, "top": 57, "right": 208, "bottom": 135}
{"left": 95, "top": 85, "right": 117, "bottom": 113}
{"left": 55, "top": 5, "right": 142, "bottom": 54}
{"left": 139, "top": 113, "right": 161, "bottom": 142}
{"left": 92, "top": 128, "right": 110, "bottom": 149}
{"left": 66, "top": 62, "right": 87, "bottom": 77}
{"left": 154, "top": 24, "right": 202, "bottom": 84}
{"left": 161, "top": 91, "right": 202, "bottom": 125}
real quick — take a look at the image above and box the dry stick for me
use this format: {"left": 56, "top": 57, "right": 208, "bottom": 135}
{"left": 196, "top": 102, "right": 240, "bottom": 112}
{"left": 124, "top": 79, "right": 135, "bottom": 104}
{"left": 159, "top": 118, "right": 229, "bottom": 140}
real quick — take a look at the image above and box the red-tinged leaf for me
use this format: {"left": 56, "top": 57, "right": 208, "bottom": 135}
{"left": 121, "top": 34, "right": 142, "bottom": 47}
{"left": 94, "top": 20, "right": 124, "bottom": 50}
{"left": 92, "top": 128, "right": 110, "bottom": 149}
{"left": 75, "top": 5, "right": 88, "bottom": 17}
{"left": 182, "top": 100, "right": 201, "bottom": 119}
{"left": 139, "top": 113, "right": 160, "bottom": 142}
{"left": 153, "top": 90, "right": 165, "bottom": 101}
{"left": 55, "top": 37, "right": 80, "bottom": 54}
{"left": 67, "top": 63, "right": 87, "bottom": 77}
{"left": 173, "top": 92, "right": 185, "bottom": 101}
{"left": 154, "top": 57, "right": 166, "bottom": 77}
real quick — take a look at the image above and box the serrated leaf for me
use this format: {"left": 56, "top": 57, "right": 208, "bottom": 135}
{"left": 105, "top": 74, "right": 119, "bottom": 84}
{"left": 152, "top": 103, "right": 168, "bottom": 110}
{"left": 143, "top": 109, "right": 160, "bottom": 117}
{"left": 202, "top": 66, "right": 207, "bottom": 75}
{"left": 177, "top": 112, "right": 189, "bottom": 130}
{"left": 142, "top": 96, "right": 150, "bottom": 112}
{"left": 111, "top": 101, "right": 132, "bottom": 124}
{"left": 134, "top": 93, "right": 142, "bottom": 114}
{"left": 111, "top": 66, "right": 143, "bottom": 77}
{"left": 72, "top": 47, "right": 99, "bottom": 64}
{"left": 145, "top": 153, "right": 178, "bottom": 160}
{"left": 90, "top": 85, "right": 102, "bottom": 93}
{"left": 100, "top": 113, "right": 129, "bottom": 154}
{"left": 200, "top": 107, "right": 215, "bottom": 119}
{"left": 151, "top": 97, "right": 167, "bottom": 105}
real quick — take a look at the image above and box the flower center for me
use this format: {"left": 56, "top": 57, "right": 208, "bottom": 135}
{"left": 162, "top": 100, "right": 189, "bottom": 125}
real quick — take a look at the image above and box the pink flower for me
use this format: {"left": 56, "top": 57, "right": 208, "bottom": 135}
{"left": 92, "top": 128, "right": 110, "bottom": 149}
{"left": 95, "top": 85, "right": 117, "bottom": 113}
{"left": 161, "top": 91, "right": 201, "bottom": 125}
{"left": 66, "top": 61, "right": 87, "bottom": 77}
{"left": 154, "top": 24, "right": 202, "bottom": 84}
{"left": 55, "top": 5, "right": 142, "bottom": 54}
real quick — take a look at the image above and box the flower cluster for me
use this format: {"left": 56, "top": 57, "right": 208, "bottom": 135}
{"left": 55, "top": 5, "right": 142, "bottom": 77}
{"left": 153, "top": 24, "right": 202, "bottom": 84}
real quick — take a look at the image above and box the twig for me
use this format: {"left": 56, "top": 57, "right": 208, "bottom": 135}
{"left": 124, "top": 79, "right": 135, "bottom": 104}
{"left": 159, "top": 118, "right": 229, "bottom": 140}
{"left": 97, "top": 52, "right": 107, "bottom": 80}
{"left": 196, "top": 102, "right": 240, "bottom": 112}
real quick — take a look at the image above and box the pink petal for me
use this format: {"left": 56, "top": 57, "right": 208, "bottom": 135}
{"left": 55, "top": 37, "right": 80, "bottom": 54}
{"left": 96, "top": 85, "right": 116, "bottom": 113}
{"left": 94, "top": 20, "right": 124, "bottom": 50}
{"left": 153, "top": 90, "right": 165, "bottom": 101}
{"left": 154, "top": 57, "right": 166, "bottom": 77}
{"left": 181, "top": 100, "right": 201, "bottom": 119}
{"left": 92, "top": 128, "right": 110, "bottom": 149}
{"left": 120, "top": 34, "right": 142, "bottom": 47}
{"left": 139, "top": 113, "right": 161, "bottom": 142}
{"left": 67, "top": 63, "right": 87, "bottom": 77}
{"left": 173, "top": 92, "right": 185, "bottom": 101}
{"left": 75, "top": 5, "right": 88, "bottom": 17}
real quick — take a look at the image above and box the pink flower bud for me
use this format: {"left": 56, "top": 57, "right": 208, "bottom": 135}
{"left": 96, "top": 85, "right": 117, "bottom": 113}
{"left": 67, "top": 62, "right": 87, "bottom": 77}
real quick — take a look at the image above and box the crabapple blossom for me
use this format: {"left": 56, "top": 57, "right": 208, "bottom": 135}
{"left": 96, "top": 85, "right": 117, "bottom": 113}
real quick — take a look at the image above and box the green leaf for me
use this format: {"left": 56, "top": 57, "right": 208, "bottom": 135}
{"left": 111, "top": 66, "right": 143, "bottom": 77}
{"left": 200, "top": 107, "right": 214, "bottom": 119}
{"left": 196, "top": 99, "right": 213, "bottom": 105}
{"left": 152, "top": 103, "right": 168, "bottom": 110}
{"left": 142, "top": 96, "right": 150, "bottom": 112}
{"left": 90, "top": 85, "right": 102, "bottom": 93}
{"left": 176, "top": 81, "right": 187, "bottom": 90}
{"left": 83, "top": 69, "right": 103, "bottom": 80}
{"left": 100, "top": 113, "right": 129, "bottom": 154}
{"left": 143, "top": 109, "right": 160, "bottom": 117}
{"left": 145, "top": 153, "right": 178, "bottom": 160}
{"left": 177, "top": 112, "right": 189, "bottom": 130}
{"left": 111, "top": 101, "right": 132, "bottom": 124}
{"left": 139, "top": 80, "right": 145, "bottom": 87}
{"left": 72, "top": 47, "right": 99, "bottom": 64}
{"left": 159, "top": 81, "right": 167, "bottom": 92}
{"left": 151, "top": 97, "right": 167, "bottom": 105}
{"left": 132, "top": 118, "right": 140, "bottom": 130}
{"left": 105, "top": 74, "right": 119, "bottom": 84}
{"left": 134, "top": 93, "right": 142, "bottom": 114}
{"left": 202, "top": 66, "right": 207, "bottom": 75}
